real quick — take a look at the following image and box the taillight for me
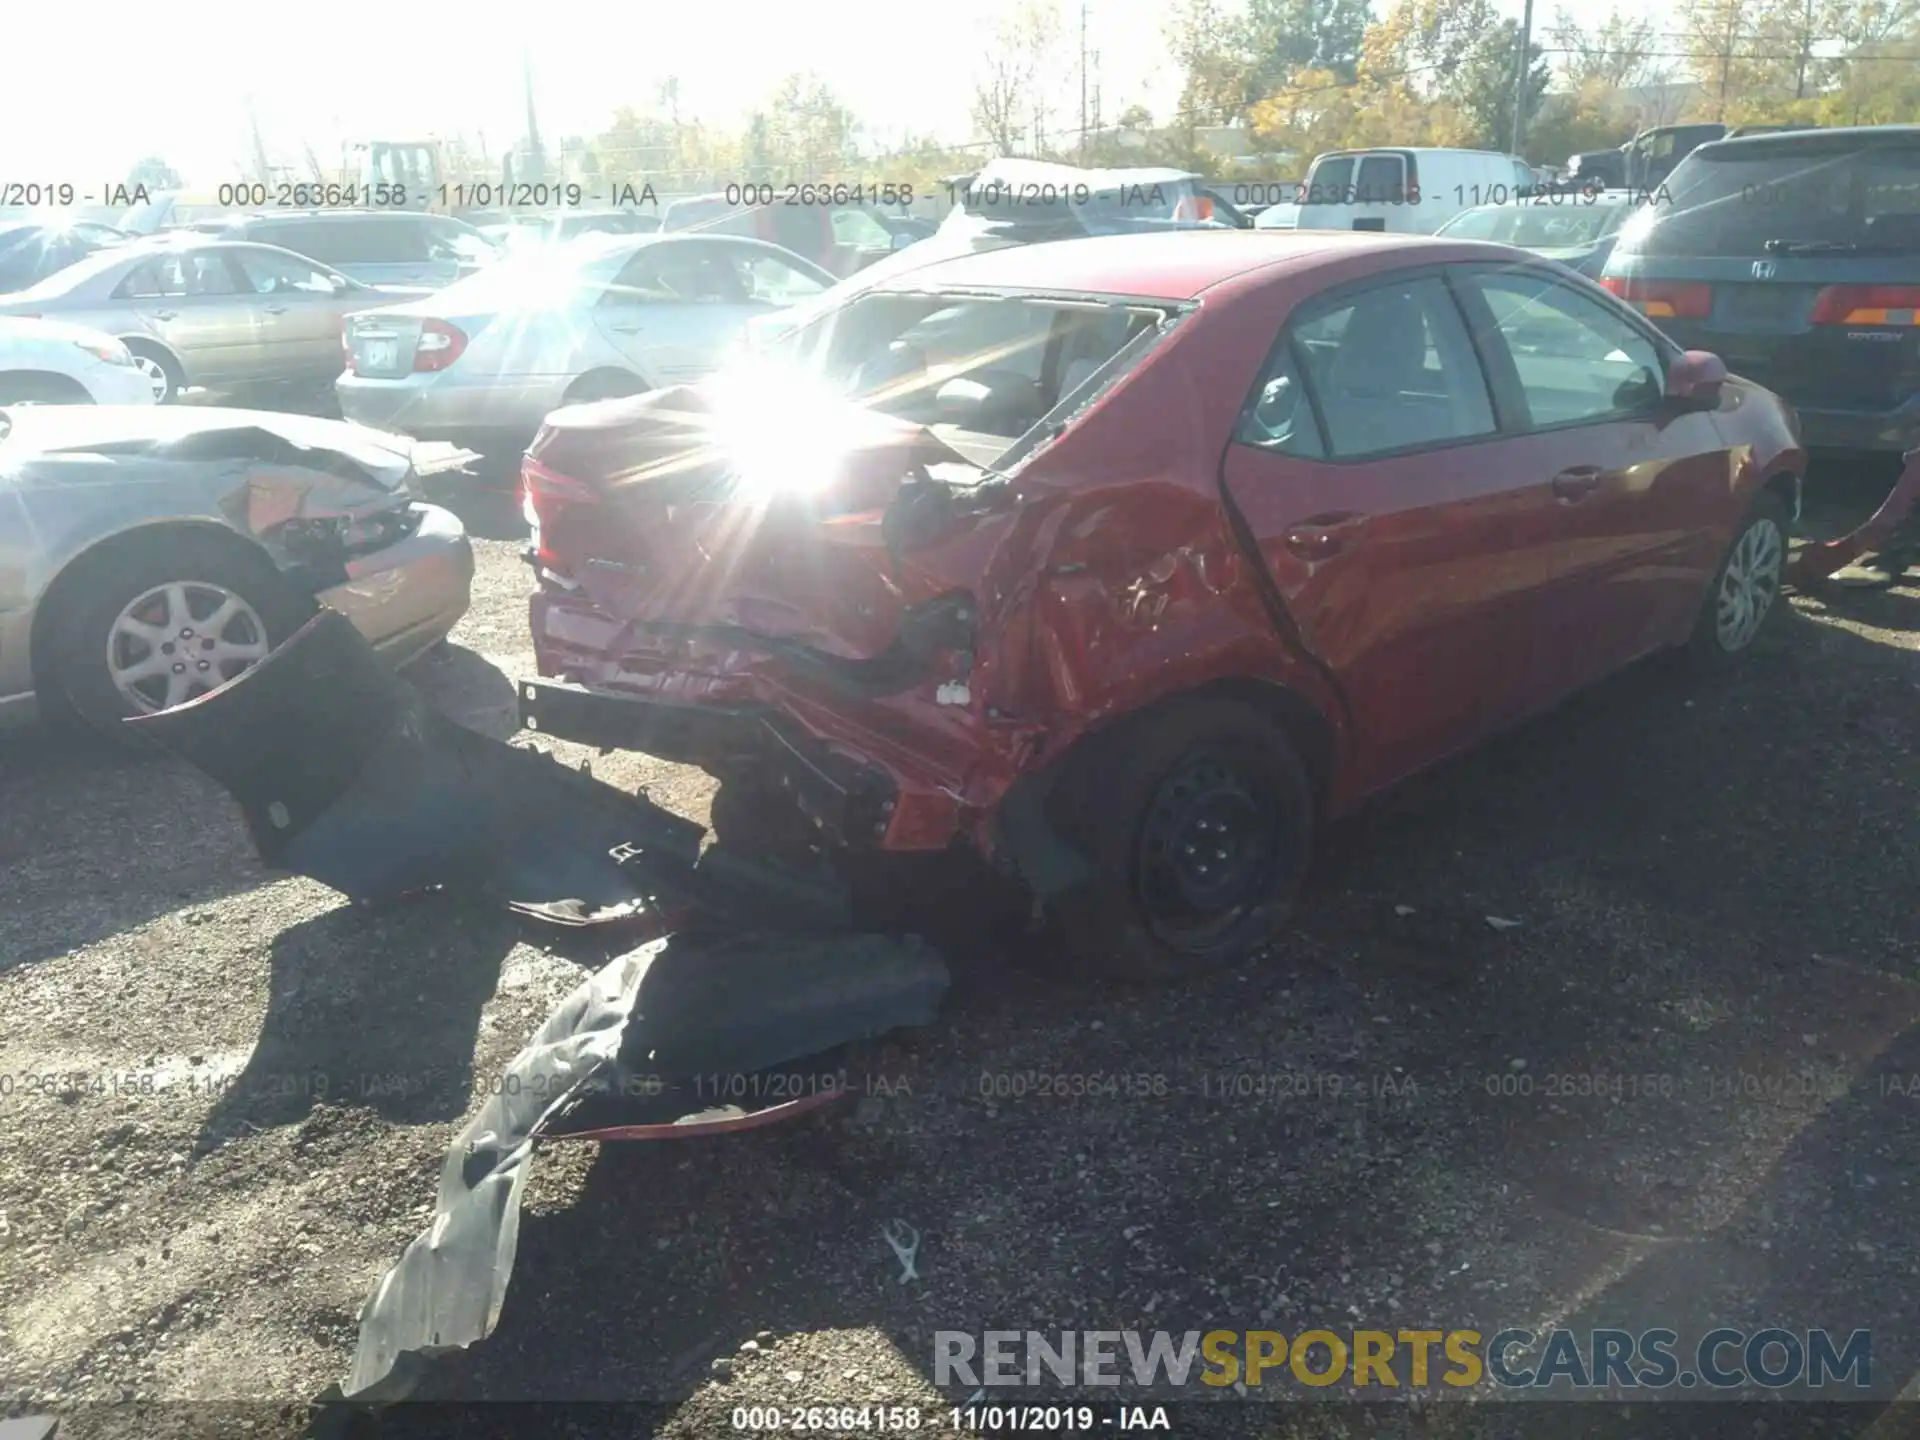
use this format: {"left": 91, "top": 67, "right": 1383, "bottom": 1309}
{"left": 339, "top": 317, "right": 355, "bottom": 373}
{"left": 1601, "top": 276, "right": 1712, "bottom": 319}
{"left": 521, "top": 455, "right": 600, "bottom": 569}
{"left": 1403, "top": 155, "right": 1420, "bottom": 204}
{"left": 413, "top": 318, "right": 468, "bottom": 373}
{"left": 1175, "top": 194, "right": 1215, "bottom": 223}
{"left": 1809, "top": 284, "right": 1920, "bottom": 326}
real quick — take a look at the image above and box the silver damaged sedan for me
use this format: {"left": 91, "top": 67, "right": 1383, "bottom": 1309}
{"left": 0, "top": 405, "right": 473, "bottom": 741}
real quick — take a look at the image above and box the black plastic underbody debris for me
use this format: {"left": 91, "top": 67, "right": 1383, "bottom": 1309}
{"left": 332, "top": 927, "right": 948, "bottom": 1402}
{"left": 130, "top": 608, "right": 851, "bottom": 929}
{"left": 132, "top": 609, "right": 951, "bottom": 1408}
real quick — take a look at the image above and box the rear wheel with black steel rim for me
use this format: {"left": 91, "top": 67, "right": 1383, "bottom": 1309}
{"left": 1050, "top": 700, "right": 1315, "bottom": 981}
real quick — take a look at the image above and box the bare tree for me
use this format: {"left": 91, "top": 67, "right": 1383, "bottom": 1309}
{"left": 1547, "top": 7, "right": 1665, "bottom": 88}
{"left": 969, "top": 0, "right": 1064, "bottom": 154}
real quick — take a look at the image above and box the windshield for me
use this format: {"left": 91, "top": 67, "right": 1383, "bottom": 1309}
{"left": 1439, "top": 200, "right": 1632, "bottom": 247}
{"left": 1616, "top": 138, "right": 1920, "bottom": 257}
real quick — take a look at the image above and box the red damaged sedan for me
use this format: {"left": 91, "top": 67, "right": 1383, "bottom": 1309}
{"left": 516, "top": 230, "right": 1805, "bottom": 978}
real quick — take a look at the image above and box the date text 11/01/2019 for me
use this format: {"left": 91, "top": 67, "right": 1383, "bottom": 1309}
{"left": 727, "top": 1405, "right": 1174, "bottom": 1432}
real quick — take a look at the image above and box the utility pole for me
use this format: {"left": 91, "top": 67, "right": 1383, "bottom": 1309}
{"left": 1079, "top": 0, "right": 1090, "bottom": 160}
{"left": 1507, "top": 0, "right": 1536, "bottom": 157}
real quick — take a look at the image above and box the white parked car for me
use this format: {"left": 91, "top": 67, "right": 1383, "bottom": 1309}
{"left": 0, "top": 316, "right": 156, "bottom": 406}
{"left": 335, "top": 233, "right": 835, "bottom": 448}
{"left": 1293, "top": 148, "right": 1540, "bottom": 234}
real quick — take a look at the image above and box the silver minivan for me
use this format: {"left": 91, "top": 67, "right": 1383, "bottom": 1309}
{"left": 198, "top": 211, "right": 496, "bottom": 291}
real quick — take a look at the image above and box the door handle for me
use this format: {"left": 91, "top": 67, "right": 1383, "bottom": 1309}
{"left": 1552, "top": 466, "right": 1603, "bottom": 501}
{"left": 262, "top": 304, "right": 288, "bottom": 315}
{"left": 150, "top": 309, "right": 177, "bottom": 320}
{"left": 1282, "top": 511, "right": 1369, "bottom": 560}
{"left": 610, "top": 324, "right": 645, "bottom": 334}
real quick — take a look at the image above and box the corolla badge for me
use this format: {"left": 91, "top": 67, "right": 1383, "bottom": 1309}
{"left": 1752, "top": 261, "right": 1778, "bottom": 280}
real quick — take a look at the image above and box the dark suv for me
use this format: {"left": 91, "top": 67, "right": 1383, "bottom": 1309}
{"left": 1600, "top": 125, "right": 1920, "bottom": 452}
{"left": 188, "top": 211, "right": 495, "bottom": 291}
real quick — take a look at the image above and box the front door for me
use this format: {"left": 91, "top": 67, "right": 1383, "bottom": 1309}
{"left": 1219, "top": 272, "right": 1574, "bottom": 795}
{"left": 228, "top": 246, "right": 351, "bottom": 383}
{"left": 1449, "top": 264, "right": 1738, "bottom": 697}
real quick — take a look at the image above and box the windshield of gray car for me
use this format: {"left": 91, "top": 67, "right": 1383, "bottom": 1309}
{"left": 1439, "top": 199, "right": 1634, "bottom": 247}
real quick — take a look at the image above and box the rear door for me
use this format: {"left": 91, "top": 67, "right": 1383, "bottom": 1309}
{"left": 1219, "top": 271, "right": 1571, "bottom": 793}
{"left": 1450, "top": 264, "right": 1738, "bottom": 697}
{"left": 110, "top": 248, "right": 257, "bottom": 385}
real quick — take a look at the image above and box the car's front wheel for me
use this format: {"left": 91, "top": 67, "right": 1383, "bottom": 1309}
{"left": 121, "top": 342, "right": 182, "bottom": 404}
{"left": 1687, "top": 490, "right": 1791, "bottom": 665}
{"left": 46, "top": 531, "right": 316, "bottom": 746}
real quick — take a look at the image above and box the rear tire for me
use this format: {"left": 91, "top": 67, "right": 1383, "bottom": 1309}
{"left": 45, "top": 531, "right": 316, "bottom": 748}
{"left": 122, "top": 342, "right": 182, "bottom": 404}
{"left": 1685, "top": 490, "right": 1790, "bottom": 667}
{"left": 1047, "top": 700, "right": 1315, "bottom": 981}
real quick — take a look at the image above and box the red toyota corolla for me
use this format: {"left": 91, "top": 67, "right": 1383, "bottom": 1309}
{"left": 516, "top": 229, "right": 1805, "bottom": 978}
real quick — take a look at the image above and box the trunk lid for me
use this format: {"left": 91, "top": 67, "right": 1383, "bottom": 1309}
{"left": 524, "top": 385, "right": 997, "bottom": 661}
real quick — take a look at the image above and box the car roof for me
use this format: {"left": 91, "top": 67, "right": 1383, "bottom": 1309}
{"left": 1696, "top": 123, "right": 1920, "bottom": 157}
{"left": 861, "top": 229, "right": 1456, "bottom": 302}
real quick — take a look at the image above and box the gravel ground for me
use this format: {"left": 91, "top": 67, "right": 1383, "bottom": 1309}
{"left": 2, "top": 455, "right": 1917, "bottom": 1440}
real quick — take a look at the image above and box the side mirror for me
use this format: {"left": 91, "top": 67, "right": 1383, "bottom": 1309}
{"left": 1665, "top": 350, "right": 1727, "bottom": 409}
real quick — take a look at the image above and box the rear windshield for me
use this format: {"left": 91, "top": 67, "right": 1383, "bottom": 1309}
{"left": 764, "top": 290, "right": 1178, "bottom": 460}
{"left": 1440, "top": 199, "right": 1633, "bottom": 247}
{"left": 1617, "top": 137, "right": 1920, "bottom": 257}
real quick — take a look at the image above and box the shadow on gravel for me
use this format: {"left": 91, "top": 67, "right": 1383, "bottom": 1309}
{"left": 406, "top": 642, "right": 522, "bottom": 741}
{"left": 194, "top": 895, "right": 519, "bottom": 1154}
{"left": 0, "top": 729, "right": 268, "bottom": 974}
{"left": 420, "top": 460, "right": 527, "bottom": 544}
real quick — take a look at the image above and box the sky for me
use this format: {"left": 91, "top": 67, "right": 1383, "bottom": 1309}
{"left": 2, "top": 0, "right": 1626, "bottom": 188}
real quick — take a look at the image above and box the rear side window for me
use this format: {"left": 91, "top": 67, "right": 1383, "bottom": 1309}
{"left": 1354, "top": 155, "right": 1404, "bottom": 203}
{"left": 1623, "top": 140, "right": 1920, "bottom": 257}
{"left": 1233, "top": 342, "right": 1326, "bottom": 458}
{"left": 1281, "top": 276, "right": 1496, "bottom": 458}
{"left": 114, "top": 251, "right": 241, "bottom": 299}
{"left": 1304, "top": 156, "right": 1355, "bottom": 205}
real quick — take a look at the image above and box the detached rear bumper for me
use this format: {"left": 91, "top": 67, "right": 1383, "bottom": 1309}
{"left": 519, "top": 677, "right": 904, "bottom": 849}
{"left": 1786, "top": 447, "right": 1920, "bottom": 585}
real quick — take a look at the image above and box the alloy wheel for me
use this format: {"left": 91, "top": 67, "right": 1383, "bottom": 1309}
{"left": 107, "top": 581, "right": 270, "bottom": 712}
{"left": 130, "top": 354, "right": 171, "bottom": 402}
{"left": 1715, "top": 516, "right": 1784, "bottom": 652}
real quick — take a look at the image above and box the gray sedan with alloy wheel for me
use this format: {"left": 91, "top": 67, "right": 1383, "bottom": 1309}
{"left": 0, "top": 236, "right": 423, "bottom": 405}
{"left": 0, "top": 405, "right": 473, "bottom": 741}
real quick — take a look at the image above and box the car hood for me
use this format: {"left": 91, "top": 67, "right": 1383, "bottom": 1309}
{"left": 0, "top": 405, "right": 415, "bottom": 490}
{"left": 0, "top": 314, "right": 121, "bottom": 347}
